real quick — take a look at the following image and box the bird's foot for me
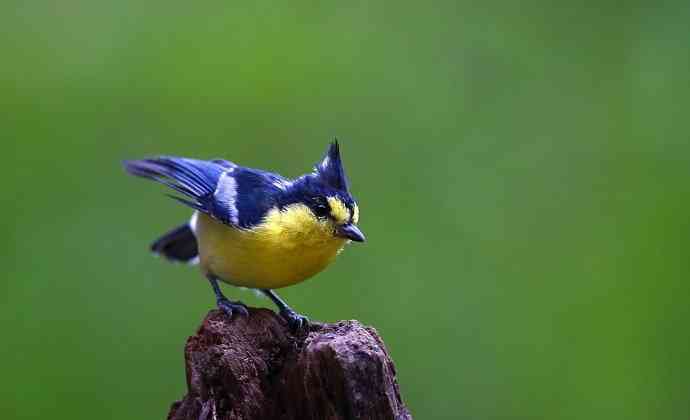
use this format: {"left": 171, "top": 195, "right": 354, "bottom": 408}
{"left": 280, "top": 308, "right": 309, "bottom": 333}
{"left": 217, "top": 298, "right": 249, "bottom": 318}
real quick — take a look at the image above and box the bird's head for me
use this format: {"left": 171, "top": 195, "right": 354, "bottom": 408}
{"left": 293, "top": 140, "right": 365, "bottom": 243}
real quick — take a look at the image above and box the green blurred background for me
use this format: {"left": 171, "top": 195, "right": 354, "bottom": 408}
{"left": 2, "top": 1, "right": 689, "bottom": 419}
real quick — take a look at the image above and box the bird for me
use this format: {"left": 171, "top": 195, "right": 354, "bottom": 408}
{"left": 123, "top": 140, "right": 365, "bottom": 331}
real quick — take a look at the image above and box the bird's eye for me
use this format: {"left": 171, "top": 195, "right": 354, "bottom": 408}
{"left": 312, "top": 197, "right": 330, "bottom": 218}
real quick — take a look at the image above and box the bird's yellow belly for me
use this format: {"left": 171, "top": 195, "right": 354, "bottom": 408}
{"left": 194, "top": 211, "right": 347, "bottom": 289}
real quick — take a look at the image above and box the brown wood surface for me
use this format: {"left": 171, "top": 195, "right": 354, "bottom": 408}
{"left": 167, "top": 308, "right": 412, "bottom": 420}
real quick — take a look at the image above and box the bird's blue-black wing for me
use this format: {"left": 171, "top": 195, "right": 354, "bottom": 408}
{"left": 226, "top": 167, "right": 292, "bottom": 228}
{"left": 124, "top": 157, "right": 288, "bottom": 229}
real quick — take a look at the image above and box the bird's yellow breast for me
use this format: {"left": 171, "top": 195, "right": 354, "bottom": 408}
{"left": 194, "top": 205, "right": 347, "bottom": 289}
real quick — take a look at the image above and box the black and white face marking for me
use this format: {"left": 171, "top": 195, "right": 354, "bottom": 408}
{"left": 309, "top": 196, "right": 329, "bottom": 218}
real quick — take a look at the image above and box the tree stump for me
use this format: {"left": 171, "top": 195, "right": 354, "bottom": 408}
{"left": 167, "top": 308, "right": 412, "bottom": 420}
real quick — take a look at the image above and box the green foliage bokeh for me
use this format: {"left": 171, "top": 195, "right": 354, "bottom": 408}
{"left": 2, "top": 1, "right": 689, "bottom": 419}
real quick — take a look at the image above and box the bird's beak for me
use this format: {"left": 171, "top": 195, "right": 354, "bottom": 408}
{"left": 336, "top": 224, "right": 366, "bottom": 242}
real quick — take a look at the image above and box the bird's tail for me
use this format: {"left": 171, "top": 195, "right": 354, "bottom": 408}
{"left": 151, "top": 223, "right": 199, "bottom": 264}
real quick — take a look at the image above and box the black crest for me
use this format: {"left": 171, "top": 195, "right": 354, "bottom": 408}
{"left": 314, "top": 139, "right": 349, "bottom": 192}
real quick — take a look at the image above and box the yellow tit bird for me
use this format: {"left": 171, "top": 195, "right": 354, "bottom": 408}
{"left": 123, "top": 140, "right": 364, "bottom": 330}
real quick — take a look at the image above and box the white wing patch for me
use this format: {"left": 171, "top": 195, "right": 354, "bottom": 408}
{"left": 189, "top": 211, "right": 199, "bottom": 234}
{"left": 214, "top": 171, "right": 240, "bottom": 225}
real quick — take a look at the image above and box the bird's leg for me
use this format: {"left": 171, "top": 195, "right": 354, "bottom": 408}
{"left": 261, "top": 289, "right": 309, "bottom": 331}
{"left": 207, "top": 276, "right": 248, "bottom": 318}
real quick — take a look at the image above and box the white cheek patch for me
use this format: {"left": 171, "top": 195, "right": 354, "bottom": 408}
{"left": 214, "top": 172, "right": 240, "bottom": 225}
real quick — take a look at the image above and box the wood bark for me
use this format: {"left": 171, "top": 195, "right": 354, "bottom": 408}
{"left": 168, "top": 308, "right": 412, "bottom": 420}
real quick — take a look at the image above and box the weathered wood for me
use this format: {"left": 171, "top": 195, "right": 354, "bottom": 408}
{"left": 168, "top": 308, "right": 412, "bottom": 420}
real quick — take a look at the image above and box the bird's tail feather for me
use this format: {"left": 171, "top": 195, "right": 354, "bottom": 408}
{"left": 151, "top": 223, "right": 199, "bottom": 264}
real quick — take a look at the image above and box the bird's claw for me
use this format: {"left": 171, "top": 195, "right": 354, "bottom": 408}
{"left": 280, "top": 309, "right": 309, "bottom": 332}
{"left": 217, "top": 298, "right": 249, "bottom": 318}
